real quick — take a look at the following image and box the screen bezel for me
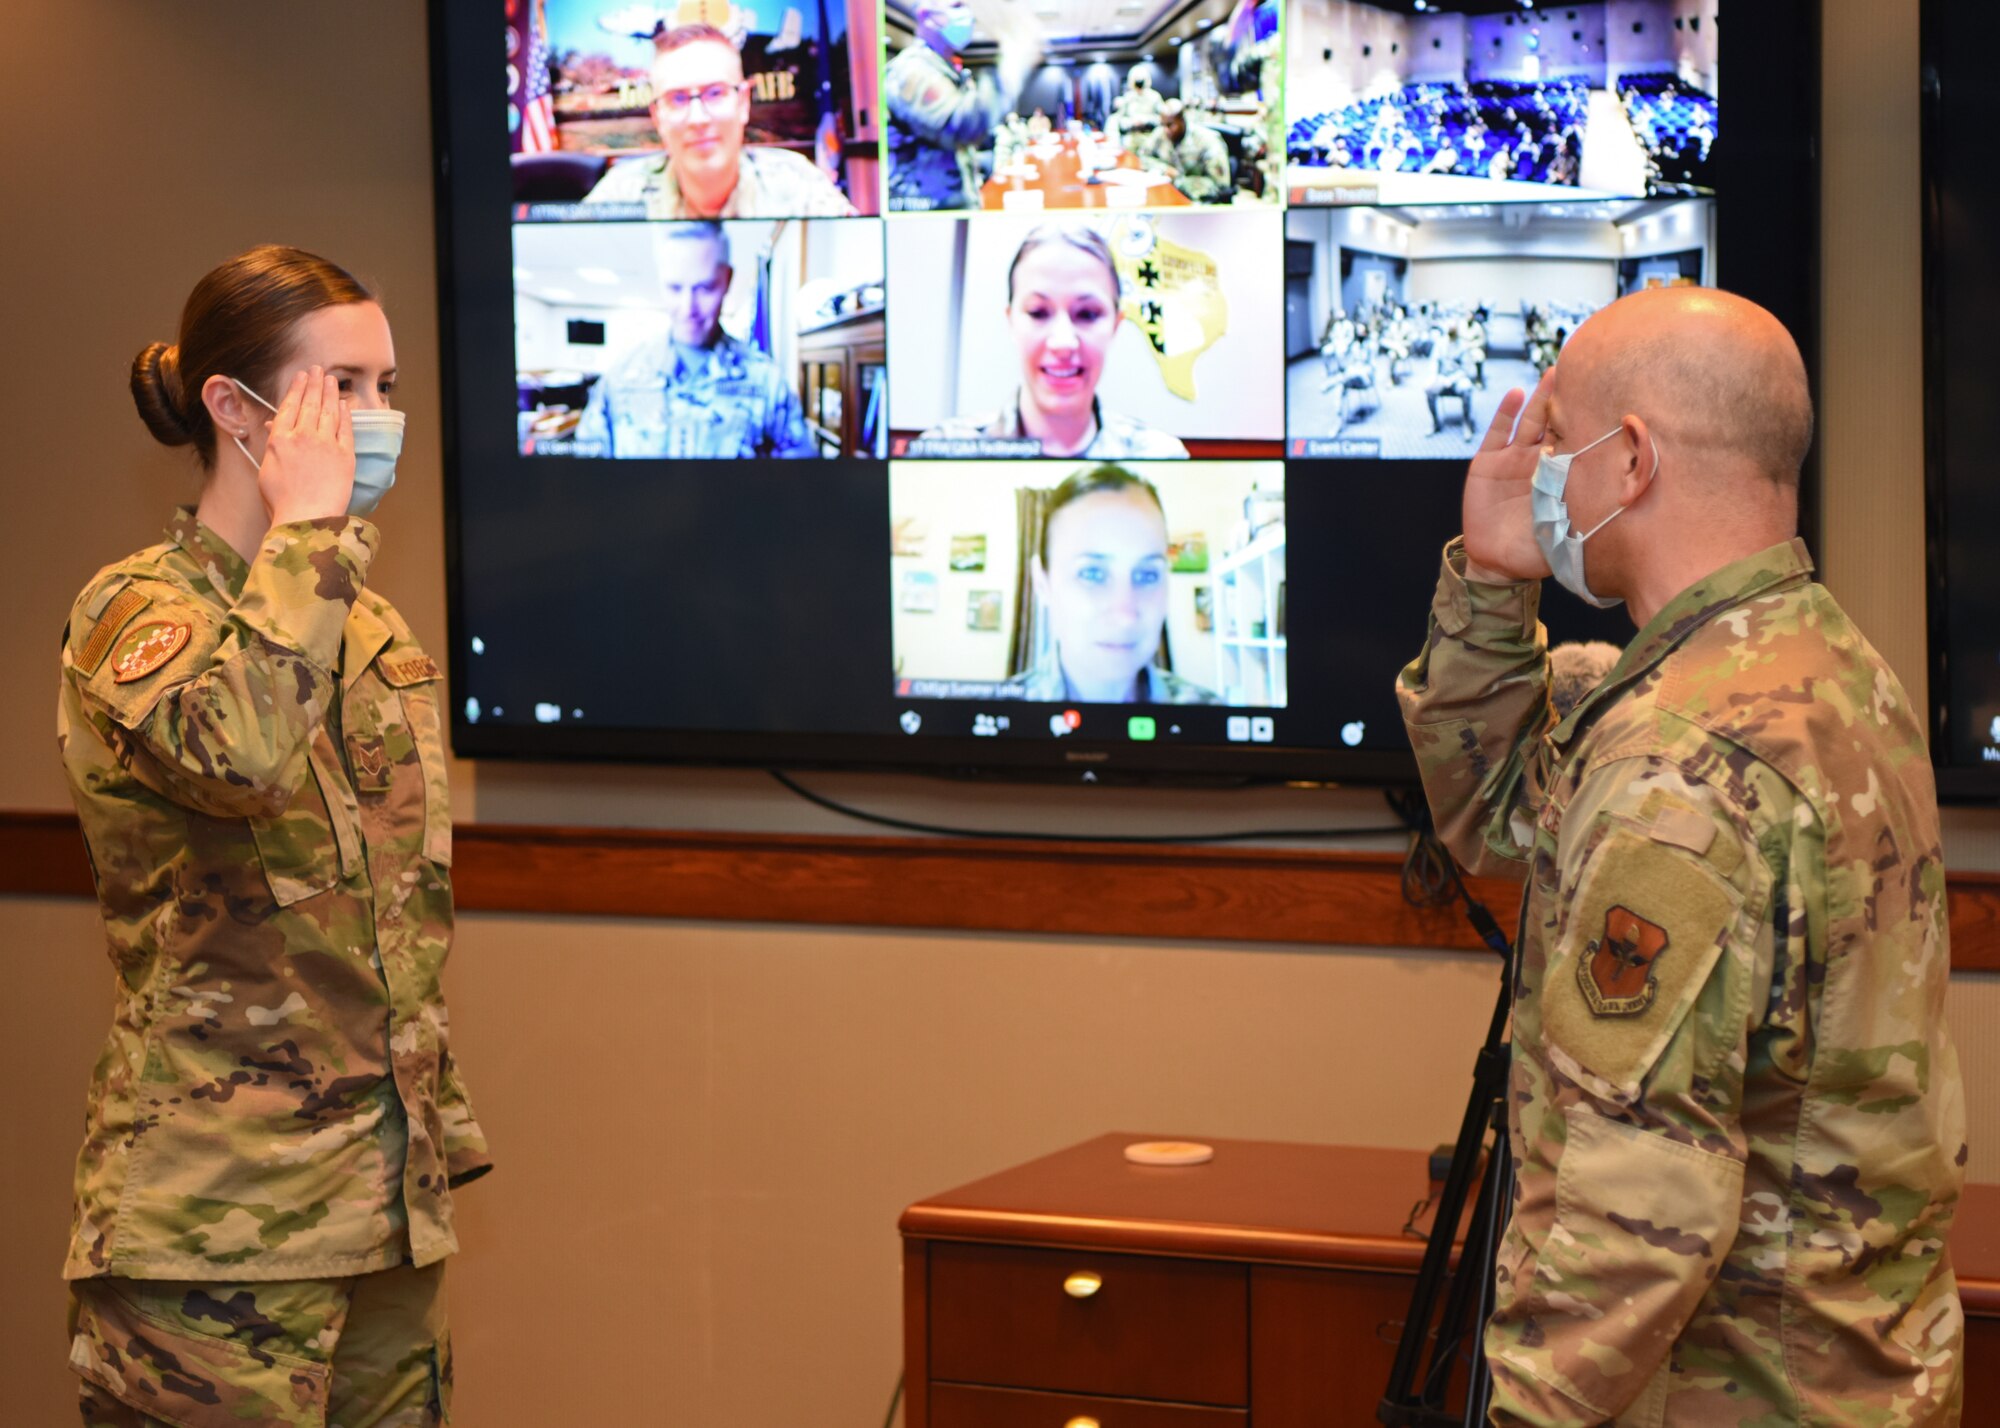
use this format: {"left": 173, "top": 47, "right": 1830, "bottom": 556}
{"left": 428, "top": 0, "right": 1823, "bottom": 784}
{"left": 1920, "top": 0, "right": 1997, "bottom": 801}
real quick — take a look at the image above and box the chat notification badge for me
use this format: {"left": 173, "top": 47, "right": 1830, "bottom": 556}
{"left": 1049, "top": 709, "right": 1082, "bottom": 738}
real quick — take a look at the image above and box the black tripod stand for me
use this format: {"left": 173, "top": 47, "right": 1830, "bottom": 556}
{"left": 1378, "top": 846, "right": 1517, "bottom": 1428}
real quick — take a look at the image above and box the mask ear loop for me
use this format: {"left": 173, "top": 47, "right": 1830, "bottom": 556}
{"left": 225, "top": 378, "right": 280, "bottom": 471}
{"left": 1574, "top": 432, "right": 1661, "bottom": 544}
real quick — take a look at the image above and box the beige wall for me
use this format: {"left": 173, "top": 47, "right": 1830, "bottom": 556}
{"left": 1, "top": 2, "right": 1993, "bottom": 1424}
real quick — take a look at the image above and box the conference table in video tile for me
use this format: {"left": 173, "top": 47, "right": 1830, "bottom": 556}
{"left": 981, "top": 132, "right": 1191, "bottom": 211}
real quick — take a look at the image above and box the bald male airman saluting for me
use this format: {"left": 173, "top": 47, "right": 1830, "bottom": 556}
{"left": 1398, "top": 287, "right": 1966, "bottom": 1425}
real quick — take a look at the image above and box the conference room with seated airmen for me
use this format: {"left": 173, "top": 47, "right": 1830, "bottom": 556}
{"left": 883, "top": 0, "right": 1283, "bottom": 212}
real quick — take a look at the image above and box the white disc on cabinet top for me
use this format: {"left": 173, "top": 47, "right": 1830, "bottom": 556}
{"left": 1124, "top": 1140, "right": 1214, "bottom": 1166}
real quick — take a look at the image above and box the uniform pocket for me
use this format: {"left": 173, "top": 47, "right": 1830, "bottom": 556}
{"left": 396, "top": 682, "right": 453, "bottom": 868}
{"left": 1513, "top": 1109, "right": 1744, "bottom": 1420}
{"left": 69, "top": 1280, "right": 331, "bottom": 1428}
{"left": 247, "top": 744, "right": 346, "bottom": 907}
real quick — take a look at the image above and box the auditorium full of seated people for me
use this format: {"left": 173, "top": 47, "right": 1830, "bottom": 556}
{"left": 1288, "top": 77, "right": 1589, "bottom": 185}
{"left": 1617, "top": 71, "right": 1716, "bottom": 192}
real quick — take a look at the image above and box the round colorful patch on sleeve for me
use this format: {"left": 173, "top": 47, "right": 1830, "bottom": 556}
{"left": 109, "top": 619, "right": 191, "bottom": 684}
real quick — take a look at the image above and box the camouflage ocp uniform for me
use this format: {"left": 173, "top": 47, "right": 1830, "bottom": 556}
{"left": 568, "top": 331, "right": 819, "bottom": 459}
{"left": 885, "top": 41, "right": 999, "bottom": 211}
{"left": 1138, "top": 121, "right": 1233, "bottom": 203}
{"left": 919, "top": 392, "right": 1190, "bottom": 459}
{"left": 581, "top": 143, "right": 858, "bottom": 218}
{"left": 1397, "top": 537, "right": 1965, "bottom": 1425}
{"left": 58, "top": 510, "right": 489, "bottom": 1419}
{"left": 58, "top": 509, "right": 490, "bottom": 1264}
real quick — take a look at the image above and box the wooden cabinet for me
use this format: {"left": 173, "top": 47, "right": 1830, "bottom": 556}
{"left": 901, "top": 1135, "right": 2000, "bottom": 1427}
{"left": 796, "top": 309, "right": 884, "bottom": 458}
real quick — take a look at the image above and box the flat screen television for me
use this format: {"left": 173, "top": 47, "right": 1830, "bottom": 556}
{"left": 430, "top": 0, "right": 1818, "bottom": 782}
{"left": 1923, "top": 1, "right": 2000, "bottom": 799}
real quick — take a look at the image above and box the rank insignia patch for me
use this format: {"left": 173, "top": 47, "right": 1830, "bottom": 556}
{"left": 109, "top": 620, "right": 191, "bottom": 684}
{"left": 1579, "top": 905, "right": 1670, "bottom": 1017}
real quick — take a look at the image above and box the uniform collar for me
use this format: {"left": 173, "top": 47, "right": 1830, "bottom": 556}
{"left": 671, "top": 332, "right": 746, "bottom": 381}
{"left": 166, "top": 506, "right": 250, "bottom": 602}
{"left": 649, "top": 152, "right": 753, "bottom": 218}
{"left": 1003, "top": 390, "right": 1103, "bottom": 454}
{"left": 342, "top": 597, "right": 395, "bottom": 691}
{"left": 1552, "top": 537, "right": 1815, "bottom": 744}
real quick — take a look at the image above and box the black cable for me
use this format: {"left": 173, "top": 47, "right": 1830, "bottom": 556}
{"left": 1388, "top": 786, "right": 1512, "bottom": 959}
{"left": 880, "top": 1371, "right": 903, "bottom": 1428}
{"left": 767, "top": 768, "right": 1407, "bottom": 845}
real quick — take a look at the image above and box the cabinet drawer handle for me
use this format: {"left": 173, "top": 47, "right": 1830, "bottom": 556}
{"left": 1065, "top": 1418, "right": 1102, "bottom": 1428}
{"left": 1063, "top": 1270, "right": 1103, "bottom": 1299}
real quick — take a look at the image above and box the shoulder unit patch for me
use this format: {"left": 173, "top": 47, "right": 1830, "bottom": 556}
{"left": 110, "top": 619, "right": 190, "bottom": 684}
{"left": 1579, "top": 905, "right": 1670, "bottom": 1017}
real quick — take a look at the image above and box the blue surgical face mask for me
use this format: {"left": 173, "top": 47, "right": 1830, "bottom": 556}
{"left": 1530, "top": 424, "right": 1659, "bottom": 609}
{"left": 227, "top": 378, "right": 403, "bottom": 517}
{"left": 938, "top": 11, "right": 974, "bottom": 49}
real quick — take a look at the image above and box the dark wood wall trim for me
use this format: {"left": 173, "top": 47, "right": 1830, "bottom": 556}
{"left": 5, "top": 809, "right": 1999, "bottom": 970}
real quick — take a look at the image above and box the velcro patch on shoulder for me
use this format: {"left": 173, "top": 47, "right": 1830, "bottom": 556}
{"left": 379, "top": 653, "right": 441, "bottom": 687}
{"left": 109, "top": 619, "right": 191, "bottom": 684}
{"left": 83, "top": 574, "right": 135, "bottom": 620}
{"left": 1544, "top": 828, "right": 1739, "bottom": 1097}
{"left": 76, "top": 586, "right": 153, "bottom": 675}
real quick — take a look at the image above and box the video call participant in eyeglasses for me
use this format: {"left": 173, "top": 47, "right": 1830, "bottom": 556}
{"left": 583, "top": 23, "right": 856, "bottom": 219}
{"left": 920, "top": 226, "right": 1189, "bottom": 460}
{"left": 570, "top": 222, "right": 819, "bottom": 460}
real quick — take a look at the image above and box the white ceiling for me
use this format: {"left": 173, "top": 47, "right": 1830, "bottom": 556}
{"left": 511, "top": 220, "right": 781, "bottom": 309}
{"left": 889, "top": 0, "right": 1239, "bottom": 52}
{"left": 968, "top": 0, "right": 1182, "bottom": 42}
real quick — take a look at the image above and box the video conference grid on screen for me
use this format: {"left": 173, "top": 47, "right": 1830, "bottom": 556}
{"left": 495, "top": 0, "right": 1724, "bottom": 736}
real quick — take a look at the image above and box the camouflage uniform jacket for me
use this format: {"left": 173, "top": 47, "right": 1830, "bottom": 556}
{"left": 885, "top": 42, "right": 997, "bottom": 211}
{"left": 1139, "top": 122, "right": 1233, "bottom": 202}
{"left": 1396, "top": 537, "right": 1965, "bottom": 1426}
{"left": 581, "top": 143, "right": 858, "bottom": 218}
{"left": 570, "top": 331, "right": 819, "bottom": 459}
{"left": 57, "top": 510, "right": 492, "bottom": 1282}
{"left": 920, "top": 391, "right": 1190, "bottom": 459}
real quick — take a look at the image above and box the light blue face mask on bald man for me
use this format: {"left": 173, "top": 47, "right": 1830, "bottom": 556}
{"left": 228, "top": 378, "right": 405, "bottom": 517}
{"left": 1530, "top": 424, "right": 1659, "bottom": 609}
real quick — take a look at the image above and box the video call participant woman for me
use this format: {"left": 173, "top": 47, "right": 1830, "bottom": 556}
{"left": 924, "top": 226, "right": 1190, "bottom": 459}
{"left": 58, "top": 246, "right": 490, "bottom": 1426}
{"left": 1020, "top": 464, "right": 1217, "bottom": 702}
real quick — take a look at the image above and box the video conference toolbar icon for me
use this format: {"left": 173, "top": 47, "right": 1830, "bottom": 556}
{"left": 1049, "top": 709, "right": 1082, "bottom": 738}
{"left": 899, "top": 710, "right": 922, "bottom": 735}
{"left": 1226, "top": 715, "right": 1250, "bottom": 742}
{"left": 1250, "top": 717, "right": 1275, "bottom": 743}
